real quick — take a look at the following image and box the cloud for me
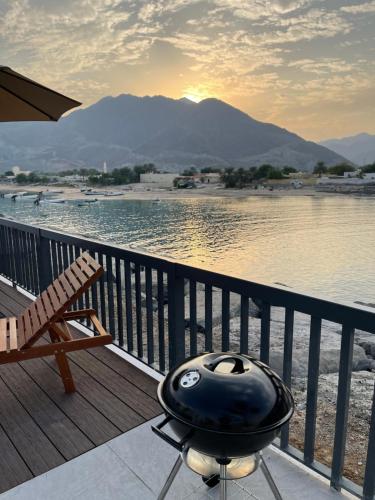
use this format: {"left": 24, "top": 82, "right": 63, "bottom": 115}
{"left": 341, "top": 1, "right": 375, "bottom": 14}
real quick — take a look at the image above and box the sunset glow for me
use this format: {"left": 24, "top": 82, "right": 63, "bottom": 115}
{"left": 1, "top": 1, "right": 374, "bottom": 140}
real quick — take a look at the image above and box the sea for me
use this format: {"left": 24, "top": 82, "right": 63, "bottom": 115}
{"left": 1, "top": 195, "right": 374, "bottom": 305}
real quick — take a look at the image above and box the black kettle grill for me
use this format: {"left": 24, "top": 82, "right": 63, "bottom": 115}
{"left": 152, "top": 352, "right": 294, "bottom": 500}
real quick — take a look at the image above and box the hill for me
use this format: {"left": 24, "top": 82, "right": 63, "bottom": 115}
{"left": 0, "top": 94, "right": 347, "bottom": 172}
{"left": 320, "top": 133, "right": 375, "bottom": 166}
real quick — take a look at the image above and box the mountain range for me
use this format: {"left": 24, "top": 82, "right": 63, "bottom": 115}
{"left": 320, "top": 133, "right": 375, "bottom": 166}
{"left": 0, "top": 94, "right": 348, "bottom": 172}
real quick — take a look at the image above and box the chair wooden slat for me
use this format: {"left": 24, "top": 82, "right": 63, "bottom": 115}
{"left": 41, "top": 290, "right": 54, "bottom": 318}
{"left": 70, "top": 261, "right": 87, "bottom": 285}
{"left": 8, "top": 317, "right": 17, "bottom": 351}
{"left": 17, "top": 316, "right": 26, "bottom": 347}
{"left": 35, "top": 298, "right": 48, "bottom": 327}
{"left": 22, "top": 309, "right": 33, "bottom": 343}
{"left": 76, "top": 256, "right": 95, "bottom": 279}
{"left": 47, "top": 284, "right": 60, "bottom": 312}
{"left": 52, "top": 278, "right": 68, "bottom": 304}
{"left": 29, "top": 303, "right": 41, "bottom": 336}
{"left": 0, "top": 319, "right": 7, "bottom": 352}
{"left": 58, "top": 272, "right": 75, "bottom": 297}
{"left": 81, "top": 252, "right": 101, "bottom": 272}
{"left": 64, "top": 269, "right": 81, "bottom": 293}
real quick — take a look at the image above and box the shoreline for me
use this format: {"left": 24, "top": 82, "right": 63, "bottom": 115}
{"left": 0, "top": 183, "right": 346, "bottom": 202}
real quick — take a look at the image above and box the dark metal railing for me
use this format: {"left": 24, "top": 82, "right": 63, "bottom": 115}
{"left": 0, "top": 217, "right": 374, "bottom": 499}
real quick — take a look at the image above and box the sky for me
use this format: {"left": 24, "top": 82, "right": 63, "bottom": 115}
{"left": 0, "top": 0, "right": 374, "bottom": 141}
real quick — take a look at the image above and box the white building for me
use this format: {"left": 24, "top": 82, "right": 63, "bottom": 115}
{"left": 140, "top": 172, "right": 177, "bottom": 188}
{"left": 197, "top": 173, "right": 221, "bottom": 184}
{"left": 363, "top": 172, "right": 375, "bottom": 180}
{"left": 12, "top": 166, "right": 31, "bottom": 176}
{"left": 343, "top": 170, "right": 361, "bottom": 178}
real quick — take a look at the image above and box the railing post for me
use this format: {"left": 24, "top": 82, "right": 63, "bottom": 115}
{"left": 36, "top": 230, "right": 52, "bottom": 293}
{"left": 168, "top": 264, "right": 185, "bottom": 369}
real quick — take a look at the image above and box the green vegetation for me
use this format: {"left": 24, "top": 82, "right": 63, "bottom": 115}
{"left": 327, "top": 163, "right": 354, "bottom": 176}
{"left": 15, "top": 172, "right": 50, "bottom": 184}
{"left": 313, "top": 161, "right": 355, "bottom": 177}
{"left": 88, "top": 164, "right": 157, "bottom": 186}
{"left": 220, "top": 164, "right": 301, "bottom": 188}
{"left": 362, "top": 162, "right": 375, "bottom": 173}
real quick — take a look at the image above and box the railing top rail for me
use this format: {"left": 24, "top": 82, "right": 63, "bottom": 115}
{"left": 1, "top": 217, "right": 375, "bottom": 333}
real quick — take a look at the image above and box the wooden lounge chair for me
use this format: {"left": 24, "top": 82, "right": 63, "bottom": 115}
{"left": 0, "top": 252, "right": 112, "bottom": 393}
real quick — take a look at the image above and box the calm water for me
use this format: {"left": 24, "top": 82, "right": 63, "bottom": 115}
{"left": 1, "top": 195, "right": 375, "bottom": 304}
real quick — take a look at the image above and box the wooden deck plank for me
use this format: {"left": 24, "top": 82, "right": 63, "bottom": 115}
{"left": 0, "top": 362, "right": 95, "bottom": 460}
{"left": 67, "top": 349, "right": 161, "bottom": 420}
{"left": 0, "top": 376, "right": 65, "bottom": 477}
{"left": 88, "top": 346, "right": 159, "bottom": 400}
{"left": 22, "top": 357, "right": 122, "bottom": 445}
{"left": 0, "top": 424, "right": 33, "bottom": 494}
{"left": 44, "top": 355, "right": 147, "bottom": 432}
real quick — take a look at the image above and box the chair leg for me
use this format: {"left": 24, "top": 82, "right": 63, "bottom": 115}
{"left": 55, "top": 351, "right": 76, "bottom": 393}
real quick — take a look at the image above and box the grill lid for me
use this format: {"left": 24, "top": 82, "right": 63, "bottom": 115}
{"left": 158, "top": 352, "right": 293, "bottom": 434}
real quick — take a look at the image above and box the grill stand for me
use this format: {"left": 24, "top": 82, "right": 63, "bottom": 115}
{"left": 157, "top": 450, "right": 283, "bottom": 500}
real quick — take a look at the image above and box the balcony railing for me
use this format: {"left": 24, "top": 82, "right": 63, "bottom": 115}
{"left": 0, "top": 217, "right": 374, "bottom": 499}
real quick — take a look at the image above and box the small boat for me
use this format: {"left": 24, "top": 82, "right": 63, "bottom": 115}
{"left": 152, "top": 198, "right": 161, "bottom": 204}
{"left": 43, "top": 190, "right": 64, "bottom": 196}
{"left": 84, "top": 198, "right": 98, "bottom": 204}
{"left": 39, "top": 198, "right": 66, "bottom": 204}
{"left": 104, "top": 191, "right": 123, "bottom": 197}
{"left": 85, "top": 191, "right": 104, "bottom": 196}
{"left": 19, "top": 194, "right": 39, "bottom": 201}
{"left": 4, "top": 191, "right": 27, "bottom": 198}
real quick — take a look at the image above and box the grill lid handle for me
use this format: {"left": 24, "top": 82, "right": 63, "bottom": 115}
{"left": 206, "top": 354, "right": 251, "bottom": 374}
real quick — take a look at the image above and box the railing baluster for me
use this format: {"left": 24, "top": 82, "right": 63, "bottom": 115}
{"left": 57, "top": 241, "right": 63, "bottom": 275}
{"left": 50, "top": 240, "right": 58, "bottom": 280}
{"left": 204, "top": 284, "right": 213, "bottom": 351}
{"left": 18, "top": 231, "right": 26, "bottom": 288}
{"left": 23, "top": 232, "right": 32, "bottom": 291}
{"left": 189, "top": 280, "right": 197, "bottom": 356}
{"left": 260, "top": 301, "right": 271, "bottom": 364}
{"left": 69, "top": 244, "right": 77, "bottom": 310}
{"left": 106, "top": 255, "right": 115, "bottom": 337}
{"left": 331, "top": 324, "right": 355, "bottom": 490}
{"left": 74, "top": 246, "right": 84, "bottom": 310}
{"left": 134, "top": 263, "right": 143, "bottom": 358}
{"left": 115, "top": 258, "right": 124, "bottom": 346}
{"left": 124, "top": 260, "right": 133, "bottom": 353}
{"left": 304, "top": 316, "right": 322, "bottom": 465}
{"left": 90, "top": 250, "right": 99, "bottom": 316}
{"left": 157, "top": 270, "right": 165, "bottom": 372}
{"left": 222, "top": 289, "right": 230, "bottom": 351}
{"left": 280, "top": 308, "right": 295, "bottom": 449}
{"left": 146, "top": 267, "right": 154, "bottom": 365}
{"left": 363, "top": 383, "right": 375, "bottom": 500}
{"left": 98, "top": 252, "right": 107, "bottom": 329}
{"left": 167, "top": 267, "right": 185, "bottom": 368}
{"left": 240, "top": 295, "right": 249, "bottom": 354}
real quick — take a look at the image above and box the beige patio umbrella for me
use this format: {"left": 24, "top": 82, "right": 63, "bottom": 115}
{"left": 0, "top": 66, "right": 81, "bottom": 122}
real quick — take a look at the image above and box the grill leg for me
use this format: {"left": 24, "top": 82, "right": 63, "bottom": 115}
{"left": 260, "top": 454, "right": 283, "bottom": 500}
{"left": 219, "top": 464, "right": 227, "bottom": 500}
{"left": 157, "top": 455, "right": 183, "bottom": 500}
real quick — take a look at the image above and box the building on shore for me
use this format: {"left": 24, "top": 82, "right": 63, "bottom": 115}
{"left": 12, "top": 166, "right": 31, "bottom": 176}
{"left": 139, "top": 172, "right": 178, "bottom": 188}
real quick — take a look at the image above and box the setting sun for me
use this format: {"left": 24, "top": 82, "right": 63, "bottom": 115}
{"left": 182, "top": 93, "right": 204, "bottom": 103}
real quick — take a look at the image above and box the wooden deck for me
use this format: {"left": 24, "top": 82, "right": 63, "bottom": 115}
{"left": 0, "top": 280, "right": 161, "bottom": 494}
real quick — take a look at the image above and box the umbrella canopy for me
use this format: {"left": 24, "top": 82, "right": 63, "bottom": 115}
{"left": 0, "top": 66, "right": 81, "bottom": 122}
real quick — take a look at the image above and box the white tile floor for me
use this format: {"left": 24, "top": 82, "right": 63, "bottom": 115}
{"left": 0, "top": 417, "right": 357, "bottom": 500}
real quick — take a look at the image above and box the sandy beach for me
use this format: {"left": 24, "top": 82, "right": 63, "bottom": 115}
{"left": 0, "top": 182, "right": 340, "bottom": 201}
